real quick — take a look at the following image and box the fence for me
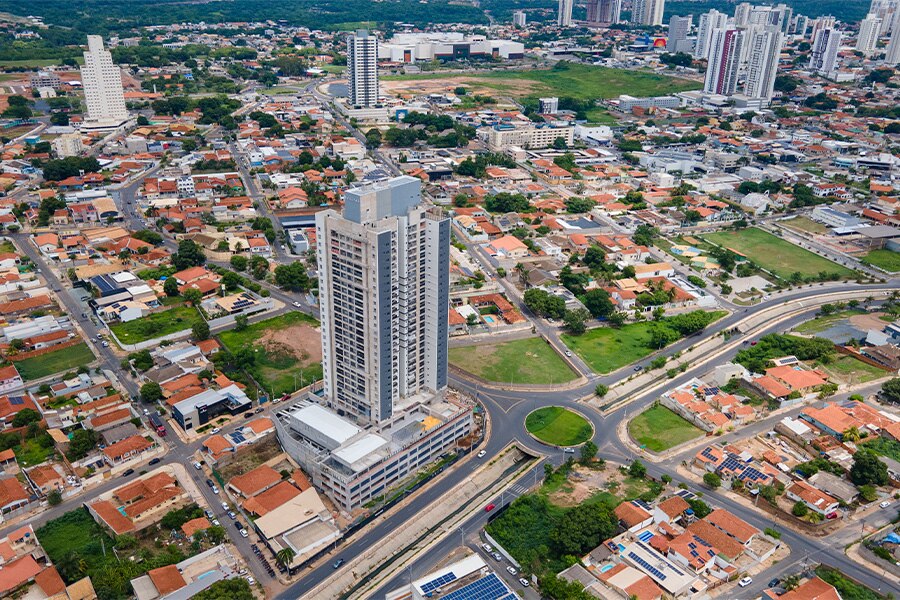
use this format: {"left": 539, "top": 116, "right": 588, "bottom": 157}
{"left": 7, "top": 338, "right": 86, "bottom": 362}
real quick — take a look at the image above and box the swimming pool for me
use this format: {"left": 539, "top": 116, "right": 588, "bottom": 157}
{"left": 599, "top": 564, "right": 614, "bottom": 573}
{"left": 483, "top": 315, "right": 497, "bottom": 324}
{"left": 617, "top": 543, "right": 626, "bottom": 552}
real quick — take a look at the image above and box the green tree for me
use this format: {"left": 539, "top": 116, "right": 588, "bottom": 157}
{"left": 274, "top": 262, "right": 310, "bottom": 291}
{"left": 163, "top": 277, "right": 180, "bottom": 297}
{"left": 276, "top": 547, "right": 296, "bottom": 569}
{"left": 47, "top": 489, "right": 62, "bottom": 506}
{"left": 563, "top": 308, "right": 590, "bottom": 335}
{"left": 628, "top": 460, "right": 646, "bottom": 478}
{"left": 192, "top": 320, "right": 210, "bottom": 341}
{"left": 12, "top": 408, "right": 41, "bottom": 428}
{"left": 230, "top": 255, "right": 248, "bottom": 271}
{"left": 550, "top": 502, "right": 617, "bottom": 555}
{"left": 234, "top": 314, "right": 249, "bottom": 331}
{"left": 703, "top": 472, "right": 722, "bottom": 489}
{"left": 580, "top": 441, "right": 598, "bottom": 464}
{"left": 792, "top": 501, "right": 809, "bottom": 517}
{"left": 594, "top": 383, "right": 609, "bottom": 397}
{"left": 140, "top": 381, "right": 163, "bottom": 403}
{"left": 183, "top": 288, "right": 203, "bottom": 305}
{"left": 881, "top": 378, "right": 900, "bottom": 404}
{"left": 66, "top": 428, "right": 99, "bottom": 460}
{"left": 582, "top": 289, "right": 614, "bottom": 319}
{"left": 171, "top": 239, "right": 206, "bottom": 270}
{"left": 850, "top": 451, "right": 889, "bottom": 486}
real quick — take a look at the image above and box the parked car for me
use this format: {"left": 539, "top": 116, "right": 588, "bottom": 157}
{"left": 101, "top": 341, "right": 109, "bottom": 348}
{"left": 239, "top": 529, "right": 248, "bottom": 538}
{"left": 228, "top": 511, "right": 237, "bottom": 519}
{"left": 491, "top": 552, "right": 503, "bottom": 562}
{"left": 246, "top": 576, "right": 254, "bottom": 585}
{"left": 148, "top": 457, "right": 160, "bottom": 465}
{"left": 506, "top": 566, "right": 517, "bottom": 575}
{"left": 519, "top": 578, "right": 530, "bottom": 588}
{"left": 206, "top": 479, "right": 214, "bottom": 487}
{"left": 212, "top": 518, "right": 220, "bottom": 526}
{"left": 880, "top": 500, "right": 892, "bottom": 509}
{"left": 221, "top": 501, "right": 229, "bottom": 510}
{"left": 738, "top": 577, "right": 753, "bottom": 587}
{"left": 244, "top": 412, "right": 254, "bottom": 419}
{"left": 255, "top": 407, "right": 264, "bottom": 413}
{"left": 768, "top": 579, "right": 780, "bottom": 589}
{"left": 122, "top": 469, "right": 135, "bottom": 477}
{"left": 194, "top": 462, "right": 203, "bottom": 470}
{"left": 481, "top": 543, "right": 493, "bottom": 553}
{"left": 477, "top": 450, "right": 487, "bottom": 458}
{"left": 211, "top": 486, "right": 219, "bottom": 495}
{"left": 205, "top": 510, "right": 214, "bottom": 519}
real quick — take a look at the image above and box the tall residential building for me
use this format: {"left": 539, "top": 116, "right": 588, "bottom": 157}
{"left": 558, "top": 0, "right": 574, "bottom": 27}
{"left": 871, "top": 0, "right": 900, "bottom": 32}
{"left": 734, "top": 2, "right": 752, "bottom": 27}
{"left": 587, "top": 0, "right": 621, "bottom": 24}
{"left": 668, "top": 15, "right": 693, "bottom": 52}
{"left": 857, "top": 14, "right": 883, "bottom": 56}
{"left": 633, "top": 0, "right": 665, "bottom": 26}
{"left": 695, "top": 9, "right": 730, "bottom": 59}
{"left": 810, "top": 16, "right": 837, "bottom": 41}
{"left": 704, "top": 28, "right": 744, "bottom": 95}
{"left": 809, "top": 27, "right": 842, "bottom": 75}
{"left": 315, "top": 176, "right": 449, "bottom": 426}
{"left": 885, "top": 14, "right": 900, "bottom": 63}
{"left": 743, "top": 27, "right": 784, "bottom": 105}
{"left": 513, "top": 10, "right": 527, "bottom": 27}
{"left": 747, "top": 4, "right": 792, "bottom": 32}
{"left": 80, "top": 35, "right": 128, "bottom": 130}
{"left": 792, "top": 15, "right": 809, "bottom": 39}
{"left": 346, "top": 30, "right": 379, "bottom": 108}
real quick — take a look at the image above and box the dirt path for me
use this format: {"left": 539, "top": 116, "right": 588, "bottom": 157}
{"left": 258, "top": 323, "right": 322, "bottom": 365}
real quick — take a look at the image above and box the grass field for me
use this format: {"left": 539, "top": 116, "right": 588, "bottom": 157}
{"left": 110, "top": 304, "right": 201, "bottom": 344}
{"left": 218, "top": 312, "right": 323, "bottom": 397}
{"left": 0, "top": 57, "right": 82, "bottom": 68}
{"left": 14, "top": 342, "right": 94, "bottom": 380}
{"left": 628, "top": 404, "right": 704, "bottom": 452}
{"left": 703, "top": 227, "right": 854, "bottom": 280}
{"left": 525, "top": 406, "right": 593, "bottom": 446}
{"left": 794, "top": 309, "right": 866, "bottom": 334}
{"left": 561, "top": 322, "right": 656, "bottom": 374}
{"left": 448, "top": 337, "right": 577, "bottom": 384}
{"left": 782, "top": 216, "right": 830, "bottom": 235}
{"left": 862, "top": 249, "right": 900, "bottom": 272}
{"left": 384, "top": 62, "right": 700, "bottom": 102}
{"left": 14, "top": 437, "right": 56, "bottom": 467}
{"left": 820, "top": 356, "right": 888, "bottom": 385}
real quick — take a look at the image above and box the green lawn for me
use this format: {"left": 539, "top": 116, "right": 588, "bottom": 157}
{"left": 819, "top": 356, "right": 888, "bottom": 385}
{"left": 14, "top": 342, "right": 95, "bottom": 380}
{"left": 110, "top": 304, "right": 201, "bottom": 344}
{"left": 384, "top": 62, "right": 700, "bottom": 102}
{"left": 584, "top": 107, "right": 618, "bottom": 124}
{"left": 782, "top": 216, "right": 830, "bottom": 235}
{"left": 448, "top": 337, "right": 577, "bottom": 384}
{"left": 862, "top": 249, "right": 900, "bottom": 273}
{"left": 525, "top": 406, "right": 593, "bottom": 446}
{"left": 14, "top": 437, "right": 56, "bottom": 467}
{"left": 703, "top": 227, "right": 854, "bottom": 280}
{"left": 794, "top": 309, "right": 866, "bottom": 334}
{"left": 816, "top": 566, "right": 886, "bottom": 600}
{"left": 561, "top": 322, "right": 655, "bottom": 374}
{"left": 218, "top": 312, "right": 323, "bottom": 397}
{"left": 0, "top": 57, "right": 82, "bottom": 68}
{"left": 628, "top": 404, "right": 704, "bottom": 452}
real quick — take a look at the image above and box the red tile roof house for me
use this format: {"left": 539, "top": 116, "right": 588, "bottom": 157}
{"left": 0, "top": 365, "right": 24, "bottom": 396}
{"left": 101, "top": 435, "right": 155, "bottom": 466}
{"left": 227, "top": 464, "right": 282, "bottom": 499}
{"left": 0, "top": 476, "right": 31, "bottom": 515}
{"left": 786, "top": 480, "right": 840, "bottom": 516}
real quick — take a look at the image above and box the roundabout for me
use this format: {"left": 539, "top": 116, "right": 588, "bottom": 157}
{"left": 524, "top": 406, "right": 593, "bottom": 447}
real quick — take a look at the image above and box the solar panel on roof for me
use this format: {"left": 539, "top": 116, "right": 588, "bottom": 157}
{"left": 442, "top": 573, "right": 510, "bottom": 600}
{"left": 10, "top": 397, "right": 24, "bottom": 405}
{"left": 420, "top": 572, "right": 457, "bottom": 594}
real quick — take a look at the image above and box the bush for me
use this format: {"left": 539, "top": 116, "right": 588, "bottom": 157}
{"left": 594, "top": 384, "right": 609, "bottom": 398}
{"left": 703, "top": 472, "right": 722, "bottom": 489}
{"left": 764, "top": 527, "right": 781, "bottom": 539}
{"left": 792, "top": 501, "right": 809, "bottom": 517}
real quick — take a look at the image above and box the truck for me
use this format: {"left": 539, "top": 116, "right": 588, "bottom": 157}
{"left": 148, "top": 413, "right": 167, "bottom": 436}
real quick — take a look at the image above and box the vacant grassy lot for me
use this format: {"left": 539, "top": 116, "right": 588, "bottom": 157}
{"left": 110, "top": 304, "right": 201, "bottom": 344}
{"left": 862, "top": 249, "right": 900, "bottom": 273}
{"left": 628, "top": 404, "right": 704, "bottom": 452}
{"left": 449, "top": 337, "right": 577, "bottom": 384}
{"left": 525, "top": 406, "right": 593, "bottom": 446}
{"left": 14, "top": 342, "right": 94, "bottom": 380}
{"left": 561, "top": 322, "right": 655, "bottom": 374}
{"left": 0, "top": 57, "right": 82, "bottom": 68}
{"left": 794, "top": 309, "right": 866, "bottom": 334}
{"left": 782, "top": 216, "right": 830, "bottom": 235}
{"left": 384, "top": 62, "right": 700, "bottom": 102}
{"left": 819, "top": 356, "right": 888, "bottom": 385}
{"left": 14, "top": 437, "right": 56, "bottom": 467}
{"left": 703, "top": 227, "right": 854, "bottom": 280}
{"left": 218, "top": 311, "right": 323, "bottom": 397}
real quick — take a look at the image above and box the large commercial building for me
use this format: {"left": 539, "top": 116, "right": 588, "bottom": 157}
{"left": 378, "top": 33, "right": 524, "bottom": 63}
{"left": 704, "top": 29, "right": 744, "bottom": 95}
{"left": 315, "top": 176, "right": 449, "bottom": 424}
{"left": 857, "top": 14, "right": 883, "bottom": 55}
{"left": 809, "top": 28, "right": 842, "bottom": 75}
{"left": 275, "top": 176, "right": 472, "bottom": 511}
{"left": 695, "top": 10, "right": 730, "bottom": 59}
{"left": 171, "top": 385, "right": 253, "bottom": 431}
{"left": 80, "top": 35, "right": 129, "bottom": 131}
{"left": 558, "top": 0, "right": 574, "bottom": 26}
{"left": 29, "top": 70, "right": 61, "bottom": 90}
{"left": 586, "top": 0, "right": 622, "bottom": 25}
{"left": 347, "top": 30, "right": 379, "bottom": 108}
{"left": 483, "top": 122, "right": 575, "bottom": 151}
{"left": 742, "top": 27, "right": 784, "bottom": 105}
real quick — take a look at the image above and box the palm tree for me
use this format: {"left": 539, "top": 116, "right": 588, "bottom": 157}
{"left": 842, "top": 426, "right": 861, "bottom": 443}
{"left": 515, "top": 262, "right": 530, "bottom": 288}
{"left": 276, "top": 547, "right": 296, "bottom": 571}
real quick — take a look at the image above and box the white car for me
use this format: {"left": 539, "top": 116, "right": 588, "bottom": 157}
{"left": 506, "top": 566, "right": 517, "bottom": 575}
{"left": 738, "top": 577, "right": 753, "bottom": 588}
{"left": 212, "top": 518, "right": 220, "bottom": 526}
{"left": 563, "top": 447, "right": 575, "bottom": 454}
{"left": 212, "top": 486, "right": 220, "bottom": 494}
{"left": 211, "top": 427, "right": 220, "bottom": 434}
{"left": 240, "top": 529, "right": 249, "bottom": 538}
{"left": 564, "top": 350, "right": 572, "bottom": 357}
{"left": 292, "top": 301, "right": 302, "bottom": 308}
{"left": 246, "top": 576, "right": 255, "bottom": 585}
{"left": 101, "top": 341, "right": 109, "bottom": 348}
{"left": 880, "top": 500, "right": 891, "bottom": 509}
{"left": 477, "top": 450, "right": 487, "bottom": 458}
{"left": 193, "top": 461, "right": 202, "bottom": 470}
{"left": 221, "top": 501, "right": 229, "bottom": 510}
{"left": 519, "top": 578, "right": 530, "bottom": 588}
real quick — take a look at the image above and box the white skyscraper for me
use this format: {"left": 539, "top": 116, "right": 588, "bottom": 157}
{"left": 704, "top": 28, "right": 744, "bottom": 95}
{"left": 315, "top": 176, "right": 449, "bottom": 426}
{"left": 587, "top": 0, "right": 621, "bottom": 24}
{"left": 734, "top": 2, "right": 752, "bottom": 27}
{"left": 810, "top": 27, "right": 842, "bottom": 75}
{"left": 668, "top": 15, "right": 693, "bottom": 52}
{"left": 633, "top": 0, "right": 665, "bottom": 26}
{"left": 346, "top": 30, "right": 379, "bottom": 108}
{"left": 743, "top": 27, "right": 784, "bottom": 105}
{"left": 810, "top": 16, "right": 837, "bottom": 41}
{"left": 696, "top": 9, "right": 730, "bottom": 59}
{"left": 885, "top": 14, "right": 900, "bottom": 64}
{"left": 80, "top": 35, "right": 128, "bottom": 131}
{"left": 857, "top": 14, "right": 884, "bottom": 56}
{"left": 871, "top": 0, "right": 900, "bottom": 32}
{"left": 558, "top": 0, "right": 574, "bottom": 26}
{"left": 513, "top": 10, "right": 527, "bottom": 27}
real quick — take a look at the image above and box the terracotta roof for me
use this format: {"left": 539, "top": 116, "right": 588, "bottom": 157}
{"left": 148, "top": 564, "right": 186, "bottom": 596}
{"left": 229, "top": 464, "right": 281, "bottom": 498}
{"left": 0, "top": 555, "right": 41, "bottom": 594}
{"left": 242, "top": 480, "right": 302, "bottom": 516}
{"left": 34, "top": 566, "right": 66, "bottom": 596}
{"left": 90, "top": 499, "right": 135, "bottom": 534}
{"left": 102, "top": 435, "right": 152, "bottom": 461}
{"left": 614, "top": 501, "right": 652, "bottom": 527}
{"left": 657, "top": 495, "right": 689, "bottom": 519}
{"left": 181, "top": 516, "right": 211, "bottom": 537}
{"left": 780, "top": 577, "right": 841, "bottom": 600}
{"left": 704, "top": 509, "right": 759, "bottom": 543}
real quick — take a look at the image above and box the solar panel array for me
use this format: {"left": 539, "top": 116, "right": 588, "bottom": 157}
{"left": 636, "top": 542, "right": 686, "bottom": 576}
{"left": 638, "top": 531, "right": 654, "bottom": 542}
{"left": 442, "top": 573, "right": 510, "bottom": 600}
{"left": 420, "top": 572, "right": 457, "bottom": 594}
{"left": 10, "top": 397, "right": 24, "bottom": 406}
{"left": 627, "top": 551, "right": 668, "bottom": 581}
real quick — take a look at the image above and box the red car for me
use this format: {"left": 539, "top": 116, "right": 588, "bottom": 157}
{"left": 485, "top": 503, "right": 496, "bottom": 512}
